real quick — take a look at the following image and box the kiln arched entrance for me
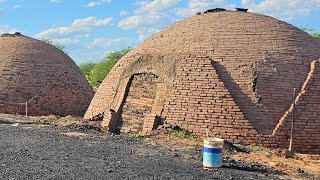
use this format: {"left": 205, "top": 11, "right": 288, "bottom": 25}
{"left": 116, "top": 72, "right": 166, "bottom": 133}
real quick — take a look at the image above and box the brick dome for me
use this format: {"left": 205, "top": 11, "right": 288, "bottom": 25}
{"left": 0, "top": 33, "right": 94, "bottom": 116}
{"left": 85, "top": 11, "right": 320, "bottom": 153}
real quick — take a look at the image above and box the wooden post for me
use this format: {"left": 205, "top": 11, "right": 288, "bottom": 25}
{"left": 286, "top": 88, "right": 296, "bottom": 158}
{"left": 289, "top": 88, "right": 296, "bottom": 151}
{"left": 25, "top": 101, "right": 28, "bottom": 117}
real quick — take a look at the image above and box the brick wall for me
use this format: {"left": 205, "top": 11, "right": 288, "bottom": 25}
{"left": 270, "top": 60, "right": 320, "bottom": 154}
{"left": 84, "top": 11, "right": 320, "bottom": 153}
{"left": 162, "top": 55, "right": 260, "bottom": 141}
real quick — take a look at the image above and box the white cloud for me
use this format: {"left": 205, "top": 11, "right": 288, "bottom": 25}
{"left": 0, "top": 0, "right": 7, "bottom": 3}
{"left": 87, "top": 0, "right": 111, "bottom": 7}
{"left": 36, "top": 16, "right": 113, "bottom": 38}
{"left": 137, "top": 27, "right": 160, "bottom": 41}
{"left": 135, "top": 0, "right": 181, "bottom": 13}
{"left": 13, "top": 5, "right": 22, "bottom": 9}
{"left": 118, "top": 0, "right": 179, "bottom": 41}
{"left": 175, "top": 0, "right": 320, "bottom": 20}
{"left": 0, "top": 8, "right": 4, "bottom": 14}
{"left": 52, "top": 38, "right": 80, "bottom": 44}
{"left": 87, "top": 2, "right": 100, "bottom": 7}
{"left": 75, "top": 34, "right": 92, "bottom": 38}
{"left": 120, "top": 10, "right": 129, "bottom": 16}
{"left": 242, "top": 0, "right": 320, "bottom": 21}
{"left": 118, "top": 11, "right": 175, "bottom": 41}
{"left": 241, "top": 0, "right": 255, "bottom": 7}
{"left": 88, "top": 37, "right": 129, "bottom": 48}
{"left": 0, "top": 24, "right": 18, "bottom": 34}
{"left": 72, "top": 17, "right": 113, "bottom": 27}
{"left": 119, "top": 12, "right": 167, "bottom": 30}
{"left": 36, "top": 27, "right": 80, "bottom": 38}
{"left": 135, "top": 1, "right": 149, "bottom": 6}
{"left": 49, "top": 0, "right": 62, "bottom": 3}
{"left": 176, "top": 0, "right": 236, "bottom": 17}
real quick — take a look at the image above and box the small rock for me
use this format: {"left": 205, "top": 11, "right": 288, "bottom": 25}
{"left": 157, "top": 125, "right": 164, "bottom": 130}
{"left": 12, "top": 123, "right": 20, "bottom": 127}
{"left": 297, "top": 168, "right": 304, "bottom": 173}
{"left": 107, "top": 169, "right": 114, "bottom": 173}
{"left": 171, "top": 124, "right": 179, "bottom": 129}
{"left": 173, "top": 153, "right": 179, "bottom": 157}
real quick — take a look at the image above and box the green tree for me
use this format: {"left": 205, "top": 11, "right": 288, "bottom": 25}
{"left": 302, "top": 28, "right": 320, "bottom": 42}
{"left": 311, "top": 32, "right": 320, "bottom": 41}
{"left": 42, "top": 38, "right": 67, "bottom": 53}
{"left": 79, "top": 47, "right": 131, "bottom": 89}
{"left": 79, "top": 62, "right": 96, "bottom": 81}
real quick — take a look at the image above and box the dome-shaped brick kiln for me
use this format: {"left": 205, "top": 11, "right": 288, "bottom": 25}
{"left": 0, "top": 33, "right": 94, "bottom": 116}
{"left": 85, "top": 10, "right": 320, "bottom": 153}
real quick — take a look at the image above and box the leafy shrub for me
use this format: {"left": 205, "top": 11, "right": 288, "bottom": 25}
{"left": 79, "top": 47, "right": 131, "bottom": 89}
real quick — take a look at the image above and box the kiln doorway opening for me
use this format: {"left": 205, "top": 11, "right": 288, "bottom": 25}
{"left": 116, "top": 72, "right": 166, "bottom": 134}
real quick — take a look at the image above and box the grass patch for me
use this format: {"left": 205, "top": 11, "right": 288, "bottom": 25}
{"left": 167, "top": 127, "right": 201, "bottom": 141}
{"left": 170, "top": 128, "right": 189, "bottom": 138}
{"left": 39, "top": 114, "right": 60, "bottom": 123}
{"left": 244, "top": 145, "right": 272, "bottom": 152}
{"left": 128, "top": 133, "right": 141, "bottom": 140}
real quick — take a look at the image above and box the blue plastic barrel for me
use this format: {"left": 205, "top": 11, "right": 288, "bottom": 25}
{"left": 203, "top": 138, "right": 224, "bottom": 168}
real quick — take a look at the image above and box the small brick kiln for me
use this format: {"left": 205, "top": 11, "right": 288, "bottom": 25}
{"left": 85, "top": 10, "right": 320, "bottom": 153}
{"left": 0, "top": 33, "right": 94, "bottom": 116}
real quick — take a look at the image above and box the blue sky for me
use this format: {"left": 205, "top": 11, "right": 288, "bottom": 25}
{"left": 0, "top": 0, "right": 320, "bottom": 64}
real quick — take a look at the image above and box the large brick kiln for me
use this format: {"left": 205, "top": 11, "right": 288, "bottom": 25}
{"left": 0, "top": 33, "right": 94, "bottom": 116}
{"left": 85, "top": 10, "right": 320, "bottom": 153}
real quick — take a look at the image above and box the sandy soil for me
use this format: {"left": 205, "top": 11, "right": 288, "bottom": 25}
{"left": 233, "top": 151, "right": 320, "bottom": 179}
{"left": 60, "top": 132, "right": 90, "bottom": 137}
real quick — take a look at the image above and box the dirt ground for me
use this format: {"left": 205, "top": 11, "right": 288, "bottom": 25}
{"left": 1, "top": 114, "right": 319, "bottom": 180}
{"left": 233, "top": 151, "right": 320, "bottom": 179}
{"left": 143, "top": 129, "right": 320, "bottom": 180}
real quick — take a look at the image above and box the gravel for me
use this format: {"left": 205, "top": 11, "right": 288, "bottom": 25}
{"left": 0, "top": 124, "right": 285, "bottom": 180}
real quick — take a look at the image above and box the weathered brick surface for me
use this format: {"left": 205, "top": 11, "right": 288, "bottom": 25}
{"left": 85, "top": 11, "right": 320, "bottom": 153}
{"left": 269, "top": 60, "right": 320, "bottom": 154}
{"left": 0, "top": 34, "right": 94, "bottom": 116}
{"left": 162, "top": 56, "right": 260, "bottom": 140}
